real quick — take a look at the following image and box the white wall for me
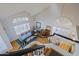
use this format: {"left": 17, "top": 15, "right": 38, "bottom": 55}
{"left": 35, "top": 4, "right": 79, "bottom": 29}
{"left": 0, "top": 23, "right": 12, "bottom": 54}
{"left": 62, "top": 4, "right": 79, "bottom": 41}
{"left": 63, "top": 4, "right": 79, "bottom": 26}
{"left": 35, "top": 4, "right": 63, "bottom": 29}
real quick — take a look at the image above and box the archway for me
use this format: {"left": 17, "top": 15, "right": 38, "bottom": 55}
{"left": 53, "top": 16, "right": 77, "bottom": 40}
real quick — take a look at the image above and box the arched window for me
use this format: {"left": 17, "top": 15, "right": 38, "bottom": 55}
{"left": 53, "top": 16, "right": 76, "bottom": 39}
{"left": 56, "top": 17, "right": 73, "bottom": 29}
{"left": 12, "top": 17, "right": 30, "bottom": 35}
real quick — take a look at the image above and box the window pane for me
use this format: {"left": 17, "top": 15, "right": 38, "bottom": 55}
{"left": 14, "top": 23, "right": 30, "bottom": 35}
{"left": 12, "top": 17, "right": 29, "bottom": 24}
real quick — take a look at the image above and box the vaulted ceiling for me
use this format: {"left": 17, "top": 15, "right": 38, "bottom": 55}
{"left": 0, "top": 3, "right": 79, "bottom": 25}
{"left": 0, "top": 3, "right": 50, "bottom": 19}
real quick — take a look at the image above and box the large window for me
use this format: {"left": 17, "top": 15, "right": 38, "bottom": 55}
{"left": 13, "top": 17, "right": 30, "bottom": 35}
{"left": 14, "top": 23, "right": 30, "bottom": 35}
